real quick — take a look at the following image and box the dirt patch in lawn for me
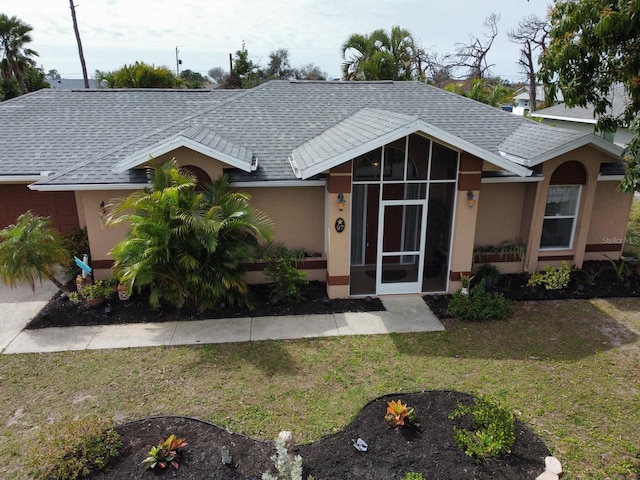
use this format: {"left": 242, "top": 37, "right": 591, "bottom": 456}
{"left": 86, "top": 391, "right": 550, "bottom": 480}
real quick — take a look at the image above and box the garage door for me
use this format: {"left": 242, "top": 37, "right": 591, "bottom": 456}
{"left": 0, "top": 184, "right": 80, "bottom": 234}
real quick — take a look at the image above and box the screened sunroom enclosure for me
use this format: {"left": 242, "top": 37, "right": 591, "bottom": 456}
{"left": 349, "top": 133, "right": 458, "bottom": 295}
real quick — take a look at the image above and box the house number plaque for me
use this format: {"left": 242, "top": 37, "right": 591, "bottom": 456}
{"left": 335, "top": 218, "right": 345, "bottom": 233}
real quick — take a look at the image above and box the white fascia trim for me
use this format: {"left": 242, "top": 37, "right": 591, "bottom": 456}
{"left": 299, "top": 119, "right": 533, "bottom": 179}
{"left": 482, "top": 175, "right": 543, "bottom": 183}
{"left": 598, "top": 174, "right": 624, "bottom": 181}
{"left": 113, "top": 136, "right": 253, "bottom": 174}
{"left": 1, "top": 175, "right": 41, "bottom": 182}
{"left": 230, "top": 180, "right": 326, "bottom": 188}
{"left": 530, "top": 113, "right": 597, "bottom": 124}
{"left": 527, "top": 135, "right": 623, "bottom": 167}
{"left": 0, "top": 172, "right": 53, "bottom": 183}
{"left": 29, "top": 183, "right": 150, "bottom": 192}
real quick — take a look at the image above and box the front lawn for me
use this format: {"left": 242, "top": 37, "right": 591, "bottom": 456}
{"left": 1, "top": 298, "right": 639, "bottom": 479}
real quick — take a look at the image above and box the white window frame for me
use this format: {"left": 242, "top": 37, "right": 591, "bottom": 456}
{"left": 540, "top": 185, "right": 581, "bottom": 250}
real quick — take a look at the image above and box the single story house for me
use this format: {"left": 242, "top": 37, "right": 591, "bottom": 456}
{"left": 0, "top": 80, "right": 632, "bottom": 298}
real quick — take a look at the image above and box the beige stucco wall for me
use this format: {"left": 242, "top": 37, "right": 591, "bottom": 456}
{"left": 326, "top": 190, "right": 350, "bottom": 298}
{"left": 474, "top": 183, "right": 526, "bottom": 247}
{"left": 243, "top": 186, "right": 325, "bottom": 255}
{"left": 524, "top": 146, "right": 620, "bottom": 272}
{"left": 585, "top": 180, "right": 633, "bottom": 260}
{"left": 75, "top": 189, "right": 136, "bottom": 279}
{"left": 449, "top": 189, "right": 479, "bottom": 280}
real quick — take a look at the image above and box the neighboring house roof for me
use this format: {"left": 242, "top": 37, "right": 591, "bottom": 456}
{"left": 0, "top": 81, "right": 623, "bottom": 190}
{"left": 513, "top": 85, "right": 564, "bottom": 104}
{"left": 47, "top": 78, "right": 105, "bottom": 89}
{"left": 531, "top": 83, "right": 631, "bottom": 124}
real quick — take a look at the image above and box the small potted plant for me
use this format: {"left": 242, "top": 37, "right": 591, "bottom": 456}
{"left": 81, "top": 280, "right": 112, "bottom": 308}
{"left": 460, "top": 274, "right": 474, "bottom": 295}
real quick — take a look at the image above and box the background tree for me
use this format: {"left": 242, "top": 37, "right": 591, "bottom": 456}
{"left": 68, "top": 0, "right": 89, "bottom": 88}
{"left": 0, "top": 14, "right": 39, "bottom": 94}
{"left": 0, "top": 212, "right": 70, "bottom": 292}
{"left": 539, "top": 0, "right": 640, "bottom": 192}
{"left": 264, "top": 48, "right": 295, "bottom": 80}
{"left": 508, "top": 14, "right": 551, "bottom": 112}
{"left": 207, "top": 66, "right": 226, "bottom": 84}
{"left": 414, "top": 48, "right": 452, "bottom": 86}
{"left": 294, "top": 63, "right": 327, "bottom": 80}
{"left": 180, "top": 69, "right": 208, "bottom": 89}
{"left": 342, "top": 26, "right": 418, "bottom": 81}
{"left": 223, "top": 42, "right": 260, "bottom": 89}
{"left": 45, "top": 68, "right": 61, "bottom": 80}
{"left": 107, "top": 159, "right": 273, "bottom": 310}
{"left": 451, "top": 13, "right": 500, "bottom": 79}
{"left": 96, "top": 62, "right": 181, "bottom": 88}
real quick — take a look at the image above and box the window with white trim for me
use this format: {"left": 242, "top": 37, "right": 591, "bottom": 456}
{"left": 540, "top": 185, "right": 581, "bottom": 249}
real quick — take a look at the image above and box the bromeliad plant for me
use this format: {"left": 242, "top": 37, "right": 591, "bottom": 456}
{"left": 384, "top": 399, "right": 418, "bottom": 428}
{"left": 142, "top": 434, "right": 188, "bottom": 470}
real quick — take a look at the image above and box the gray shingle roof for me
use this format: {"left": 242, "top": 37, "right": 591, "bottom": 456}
{"left": 0, "top": 88, "right": 240, "bottom": 177}
{"left": 531, "top": 83, "right": 631, "bottom": 123}
{"left": 0, "top": 81, "right": 622, "bottom": 188}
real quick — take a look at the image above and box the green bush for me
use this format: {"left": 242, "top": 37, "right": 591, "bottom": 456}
{"left": 264, "top": 256, "right": 308, "bottom": 301}
{"left": 62, "top": 227, "right": 89, "bottom": 276}
{"left": 446, "top": 282, "right": 511, "bottom": 321}
{"left": 527, "top": 261, "right": 571, "bottom": 290}
{"left": 449, "top": 396, "right": 516, "bottom": 460}
{"left": 108, "top": 160, "right": 273, "bottom": 310}
{"left": 28, "top": 416, "right": 122, "bottom": 479}
{"left": 474, "top": 263, "right": 501, "bottom": 288}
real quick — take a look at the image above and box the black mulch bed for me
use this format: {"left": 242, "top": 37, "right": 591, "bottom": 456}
{"left": 86, "top": 391, "right": 550, "bottom": 480}
{"left": 425, "top": 260, "right": 640, "bottom": 319}
{"left": 27, "top": 281, "right": 384, "bottom": 329}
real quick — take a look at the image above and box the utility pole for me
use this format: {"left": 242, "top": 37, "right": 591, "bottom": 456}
{"left": 175, "top": 46, "right": 182, "bottom": 76}
{"left": 69, "top": 1, "right": 89, "bottom": 88}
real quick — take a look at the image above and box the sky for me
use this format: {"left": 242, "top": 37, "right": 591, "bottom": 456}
{"left": 7, "top": 0, "right": 552, "bottom": 82}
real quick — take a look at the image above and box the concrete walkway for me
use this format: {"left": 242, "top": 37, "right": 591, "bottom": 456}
{"left": 1, "top": 282, "right": 444, "bottom": 354}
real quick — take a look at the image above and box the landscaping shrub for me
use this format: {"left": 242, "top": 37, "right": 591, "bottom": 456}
{"left": 264, "top": 256, "right": 308, "bottom": 302}
{"left": 61, "top": 226, "right": 89, "bottom": 276}
{"left": 262, "top": 437, "right": 314, "bottom": 480}
{"left": 142, "top": 434, "right": 188, "bottom": 470}
{"left": 0, "top": 211, "right": 70, "bottom": 293}
{"left": 107, "top": 159, "right": 273, "bottom": 310}
{"left": 28, "top": 416, "right": 122, "bottom": 480}
{"left": 474, "top": 263, "right": 502, "bottom": 288}
{"left": 527, "top": 261, "right": 571, "bottom": 290}
{"left": 446, "top": 282, "right": 511, "bottom": 321}
{"left": 449, "top": 396, "right": 515, "bottom": 460}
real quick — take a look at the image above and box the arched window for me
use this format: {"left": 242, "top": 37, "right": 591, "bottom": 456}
{"left": 540, "top": 161, "right": 586, "bottom": 249}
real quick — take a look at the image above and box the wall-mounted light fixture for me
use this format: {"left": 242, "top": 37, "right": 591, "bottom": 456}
{"left": 337, "top": 193, "right": 346, "bottom": 211}
{"left": 467, "top": 191, "right": 477, "bottom": 209}
{"left": 99, "top": 201, "right": 107, "bottom": 228}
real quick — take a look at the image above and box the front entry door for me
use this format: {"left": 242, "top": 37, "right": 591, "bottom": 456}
{"left": 376, "top": 200, "right": 427, "bottom": 294}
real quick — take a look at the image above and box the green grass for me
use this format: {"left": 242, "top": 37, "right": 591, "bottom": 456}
{"left": 1, "top": 298, "right": 639, "bottom": 479}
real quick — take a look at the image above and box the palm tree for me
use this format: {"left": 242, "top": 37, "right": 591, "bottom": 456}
{"left": 0, "top": 14, "right": 38, "bottom": 94}
{"left": 107, "top": 159, "right": 273, "bottom": 310}
{"left": 342, "top": 26, "right": 417, "bottom": 81}
{"left": 0, "top": 212, "right": 70, "bottom": 292}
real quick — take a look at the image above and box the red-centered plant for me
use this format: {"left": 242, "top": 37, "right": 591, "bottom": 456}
{"left": 142, "top": 434, "right": 188, "bottom": 470}
{"left": 385, "top": 399, "right": 417, "bottom": 428}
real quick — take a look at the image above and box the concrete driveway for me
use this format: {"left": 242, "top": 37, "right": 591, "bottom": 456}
{"left": 0, "top": 280, "right": 59, "bottom": 352}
